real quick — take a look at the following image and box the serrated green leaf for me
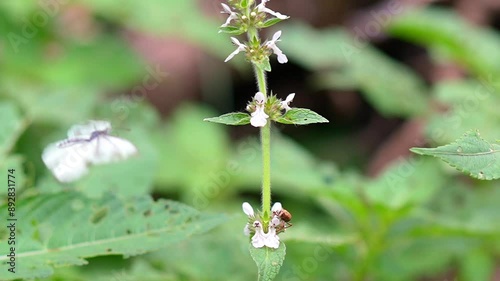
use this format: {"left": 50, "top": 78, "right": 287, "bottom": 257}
{"left": 249, "top": 243, "right": 286, "bottom": 281}
{"left": 276, "top": 108, "right": 329, "bottom": 125}
{"left": 204, "top": 112, "right": 250, "bottom": 125}
{"left": 260, "top": 18, "right": 283, "bottom": 29}
{"left": 218, "top": 26, "right": 245, "bottom": 35}
{"left": 410, "top": 130, "right": 500, "bottom": 180}
{"left": 0, "top": 192, "right": 227, "bottom": 280}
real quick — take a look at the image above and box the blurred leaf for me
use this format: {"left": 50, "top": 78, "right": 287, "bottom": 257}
{"left": 421, "top": 182, "right": 500, "bottom": 234}
{"left": 154, "top": 104, "right": 231, "bottom": 202}
{"left": 145, "top": 212, "right": 255, "bottom": 281}
{"left": 426, "top": 80, "right": 500, "bottom": 143}
{"left": 280, "top": 22, "right": 428, "bottom": 117}
{"left": 459, "top": 249, "right": 494, "bottom": 281}
{"left": 0, "top": 192, "right": 227, "bottom": 280}
{"left": 249, "top": 243, "right": 286, "bottom": 281}
{"left": 3, "top": 36, "right": 144, "bottom": 89}
{"left": 388, "top": 8, "right": 500, "bottom": 79}
{"left": 366, "top": 158, "right": 445, "bottom": 210}
{"left": 276, "top": 108, "right": 329, "bottom": 125}
{"left": 0, "top": 102, "right": 25, "bottom": 157}
{"left": 231, "top": 134, "right": 338, "bottom": 196}
{"left": 2, "top": 85, "right": 98, "bottom": 126}
{"left": 204, "top": 112, "right": 251, "bottom": 125}
{"left": 78, "top": 0, "right": 236, "bottom": 62}
{"left": 411, "top": 130, "right": 500, "bottom": 180}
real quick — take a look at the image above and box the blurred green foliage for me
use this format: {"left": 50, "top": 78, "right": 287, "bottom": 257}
{"left": 0, "top": 1, "right": 499, "bottom": 281}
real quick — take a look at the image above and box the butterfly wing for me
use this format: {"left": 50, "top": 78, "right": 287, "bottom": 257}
{"left": 88, "top": 135, "right": 138, "bottom": 165}
{"left": 42, "top": 141, "right": 92, "bottom": 182}
{"left": 67, "top": 120, "right": 112, "bottom": 139}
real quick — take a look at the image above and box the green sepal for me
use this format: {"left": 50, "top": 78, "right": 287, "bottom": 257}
{"left": 254, "top": 57, "right": 272, "bottom": 72}
{"left": 275, "top": 108, "right": 329, "bottom": 125}
{"left": 204, "top": 112, "right": 251, "bottom": 125}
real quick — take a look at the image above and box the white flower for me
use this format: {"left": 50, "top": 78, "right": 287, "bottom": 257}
{"left": 220, "top": 3, "right": 238, "bottom": 29}
{"left": 251, "top": 221, "right": 280, "bottom": 249}
{"left": 224, "top": 37, "right": 247, "bottom": 62}
{"left": 242, "top": 202, "right": 255, "bottom": 218}
{"left": 265, "top": 225, "right": 280, "bottom": 248}
{"left": 280, "top": 93, "right": 295, "bottom": 112}
{"left": 250, "top": 92, "right": 269, "bottom": 127}
{"left": 257, "top": 0, "right": 289, "bottom": 20}
{"left": 265, "top": 31, "right": 288, "bottom": 64}
{"left": 251, "top": 221, "right": 267, "bottom": 248}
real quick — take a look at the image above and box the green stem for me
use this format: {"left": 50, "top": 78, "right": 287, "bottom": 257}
{"left": 253, "top": 59, "right": 271, "bottom": 223}
{"left": 261, "top": 121, "right": 271, "bottom": 220}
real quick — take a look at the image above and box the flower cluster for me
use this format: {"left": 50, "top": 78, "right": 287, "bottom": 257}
{"left": 246, "top": 92, "right": 295, "bottom": 127}
{"left": 242, "top": 202, "right": 291, "bottom": 249}
{"left": 224, "top": 30, "right": 287, "bottom": 64}
{"left": 220, "top": 0, "right": 289, "bottom": 65}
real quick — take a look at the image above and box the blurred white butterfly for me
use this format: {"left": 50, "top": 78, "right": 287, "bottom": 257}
{"left": 42, "top": 120, "right": 138, "bottom": 183}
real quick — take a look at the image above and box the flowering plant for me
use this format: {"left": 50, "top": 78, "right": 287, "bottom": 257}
{"left": 205, "top": 0, "right": 328, "bottom": 279}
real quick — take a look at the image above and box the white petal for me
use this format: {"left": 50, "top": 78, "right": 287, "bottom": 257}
{"left": 272, "top": 202, "right": 282, "bottom": 213}
{"left": 220, "top": 3, "right": 238, "bottom": 28}
{"left": 264, "top": 226, "right": 280, "bottom": 248}
{"left": 242, "top": 202, "right": 255, "bottom": 217}
{"left": 271, "top": 216, "right": 281, "bottom": 227}
{"left": 251, "top": 221, "right": 266, "bottom": 248}
{"left": 271, "top": 31, "right": 282, "bottom": 43}
{"left": 254, "top": 92, "right": 266, "bottom": 103}
{"left": 285, "top": 93, "right": 295, "bottom": 103}
{"left": 231, "top": 37, "right": 244, "bottom": 48}
{"left": 224, "top": 38, "right": 246, "bottom": 62}
{"left": 221, "top": 3, "right": 232, "bottom": 13}
{"left": 280, "top": 93, "right": 294, "bottom": 111}
{"left": 250, "top": 111, "right": 268, "bottom": 127}
{"left": 277, "top": 53, "right": 288, "bottom": 64}
{"left": 251, "top": 233, "right": 266, "bottom": 248}
{"left": 224, "top": 48, "right": 241, "bottom": 62}
{"left": 258, "top": 3, "right": 289, "bottom": 20}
